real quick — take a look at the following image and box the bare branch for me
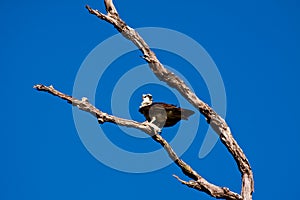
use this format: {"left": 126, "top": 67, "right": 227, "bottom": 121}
{"left": 85, "top": 1, "right": 254, "bottom": 199}
{"left": 33, "top": 84, "right": 151, "bottom": 132}
{"left": 34, "top": 84, "right": 242, "bottom": 200}
{"left": 104, "top": 0, "right": 118, "bottom": 16}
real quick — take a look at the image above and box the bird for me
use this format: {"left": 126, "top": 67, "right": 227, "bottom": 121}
{"left": 138, "top": 94, "right": 194, "bottom": 131}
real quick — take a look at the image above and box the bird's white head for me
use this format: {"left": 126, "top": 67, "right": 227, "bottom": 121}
{"left": 140, "top": 94, "right": 153, "bottom": 108}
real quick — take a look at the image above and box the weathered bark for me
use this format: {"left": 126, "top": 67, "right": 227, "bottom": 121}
{"left": 34, "top": 0, "right": 254, "bottom": 199}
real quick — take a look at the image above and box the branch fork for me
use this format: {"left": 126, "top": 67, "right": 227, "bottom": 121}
{"left": 34, "top": 1, "right": 254, "bottom": 199}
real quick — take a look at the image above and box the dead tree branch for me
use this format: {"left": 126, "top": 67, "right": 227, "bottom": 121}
{"left": 84, "top": 0, "right": 254, "bottom": 199}
{"left": 33, "top": 0, "right": 254, "bottom": 199}
{"left": 33, "top": 84, "right": 242, "bottom": 200}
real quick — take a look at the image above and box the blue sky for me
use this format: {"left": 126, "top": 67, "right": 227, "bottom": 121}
{"left": 1, "top": 0, "right": 300, "bottom": 199}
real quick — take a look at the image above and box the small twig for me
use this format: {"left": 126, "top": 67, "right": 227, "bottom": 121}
{"left": 172, "top": 175, "right": 242, "bottom": 200}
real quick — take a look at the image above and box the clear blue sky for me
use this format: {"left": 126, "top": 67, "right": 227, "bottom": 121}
{"left": 1, "top": 0, "right": 300, "bottom": 199}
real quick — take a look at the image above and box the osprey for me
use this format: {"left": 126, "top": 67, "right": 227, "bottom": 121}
{"left": 139, "top": 94, "right": 194, "bottom": 130}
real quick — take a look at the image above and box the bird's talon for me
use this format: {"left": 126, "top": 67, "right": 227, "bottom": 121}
{"left": 143, "top": 121, "right": 161, "bottom": 133}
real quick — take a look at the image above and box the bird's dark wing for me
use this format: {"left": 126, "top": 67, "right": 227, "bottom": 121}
{"left": 139, "top": 103, "right": 168, "bottom": 114}
{"left": 152, "top": 102, "right": 177, "bottom": 110}
{"left": 153, "top": 102, "right": 194, "bottom": 120}
{"left": 139, "top": 102, "right": 195, "bottom": 127}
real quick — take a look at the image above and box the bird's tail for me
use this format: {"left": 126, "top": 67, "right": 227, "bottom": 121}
{"left": 181, "top": 108, "right": 195, "bottom": 120}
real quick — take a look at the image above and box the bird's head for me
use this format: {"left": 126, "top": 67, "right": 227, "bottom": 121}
{"left": 140, "top": 94, "right": 153, "bottom": 108}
